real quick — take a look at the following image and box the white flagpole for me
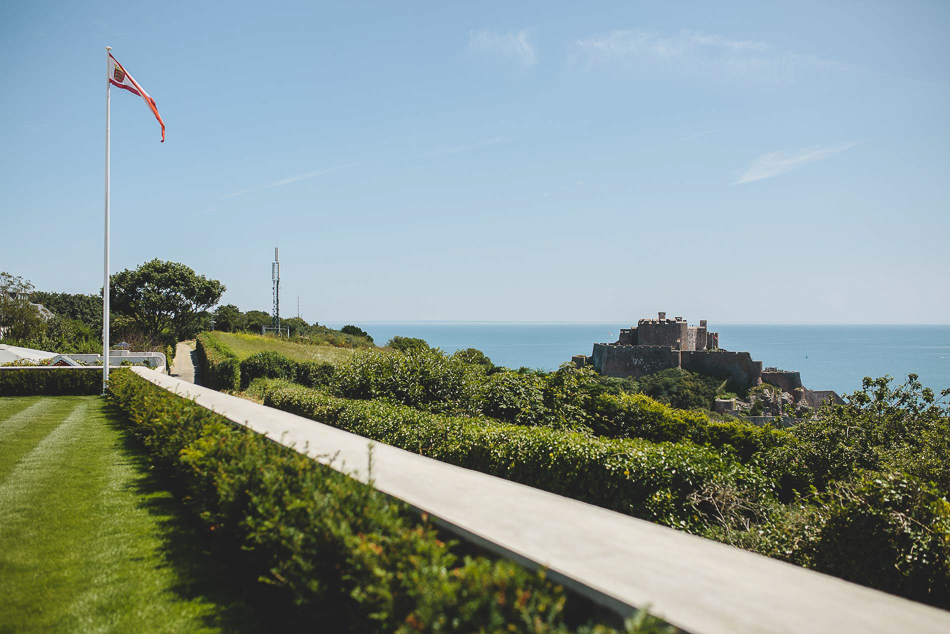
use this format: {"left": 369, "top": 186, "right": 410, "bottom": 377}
{"left": 103, "top": 45, "right": 111, "bottom": 391}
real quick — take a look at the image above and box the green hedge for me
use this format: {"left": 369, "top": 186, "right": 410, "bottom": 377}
{"left": 0, "top": 368, "right": 102, "bottom": 396}
{"left": 256, "top": 380, "right": 775, "bottom": 532}
{"left": 107, "top": 371, "right": 659, "bottom": 633}
{"left": 195, "top": 332, "right": 240, "bottom": 391}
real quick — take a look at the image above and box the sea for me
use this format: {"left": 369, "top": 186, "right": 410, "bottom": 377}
{"left": 323, "top": 322, "right": 950, "bottom": 396}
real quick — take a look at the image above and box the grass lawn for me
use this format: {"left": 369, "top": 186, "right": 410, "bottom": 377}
{"left": 0, "top": 396, "right": 266, "bottom": 633}
{"left": 211, "top": 331, "right": 356, "bottom": 365}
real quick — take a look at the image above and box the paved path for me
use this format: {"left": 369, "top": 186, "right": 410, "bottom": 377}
{"left": 131, "top": 368, "right": 950, "bottom": 634}
{"left": 170, "top": 341, "right": 197, "bottom": 384}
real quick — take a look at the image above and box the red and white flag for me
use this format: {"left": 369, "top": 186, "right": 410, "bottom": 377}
{"left": 108, "top": 53, "right": 165, "bottom": 142}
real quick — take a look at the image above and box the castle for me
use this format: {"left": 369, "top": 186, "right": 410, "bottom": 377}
{"left": 589, "top": 312, "right": 767, "bottom": 390}
{"left": 589, "top": 312, "right": 846, "bottom": 406}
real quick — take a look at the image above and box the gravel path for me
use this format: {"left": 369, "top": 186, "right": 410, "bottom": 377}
{"left": 170, "top": 341, "right": 197, "bottom": 384}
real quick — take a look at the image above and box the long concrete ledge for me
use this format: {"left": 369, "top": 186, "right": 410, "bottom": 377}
{"left": 130, "top": 368, "right": 950, "bottom": 634}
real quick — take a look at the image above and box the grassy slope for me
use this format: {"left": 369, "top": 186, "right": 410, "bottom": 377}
{"left": 210, "top": 331, "right": 355, "bottom": 365}
{"left": 0, "top": 396, "right": 264, "bottom": 633}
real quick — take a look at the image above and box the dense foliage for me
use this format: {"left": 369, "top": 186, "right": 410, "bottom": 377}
{"left": 255, "top": 379, "right": 773, "bottom": 533}
{"left": 636, "top": 369, "right": 725, "bottom": 410}
{"left": 0, "top": 368, "right": 102, "bottom": 396}
{"left": 29, "top": 291, "right": 102, "bottom": 332}
{"left": 225, "top": 341, "right": 950, "bottom": 608}
{"left": 107, "top": 370, "right": 663, "bottom": 633}
{"left": 110, "top": 259, "right": 225, "bottom": 346}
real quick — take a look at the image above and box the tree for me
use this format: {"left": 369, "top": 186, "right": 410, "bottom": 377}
{"left": 110, "top": 260, "right": 225, "bottom": 345}
{"left": 282, "top": 316, "right": 310, "bottom": 337}
{"left": 386, "top": 336, "right": 430, "bottom": 353}
{"left": 244, "top": 310, "right": 271, "bottom": 334}
{"left": 0, "top": 272, "right": 47, "bottom": 340}
{"left": 341, "top": 324, "right": 373, "bottom": 343}
{"left": 30, "top": 291, "right": 102, "bottom": 332}
{"left": 213, "top": 304, "right": 246, "bottom": 332}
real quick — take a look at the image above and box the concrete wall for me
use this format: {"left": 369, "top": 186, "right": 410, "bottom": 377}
{"left": 592, "top": 343, "right": 680, "bottom": 379}
{"left": 681, "top": 350, "right": 763, "bottom": 390}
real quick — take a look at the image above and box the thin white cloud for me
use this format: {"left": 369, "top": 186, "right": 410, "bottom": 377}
{"left": 219, "top": 163, "right": 358, "bottom": 200}
{"left": 735, "top": 142, "right": 858, "bottom": 184}
{"left": 468, "top": 28, "right": 537, "bottom": 67}
{"left": 571, "top": 29, "right": 844, "bottom": 81}
{"left": 265, "top": 162, "right": 360, "bottom": 188}
{"left": 221, "top": 188, "right": 254, "bottom": 200}
{"left": 425, "top": 135, "right": 507, "bottom": 157}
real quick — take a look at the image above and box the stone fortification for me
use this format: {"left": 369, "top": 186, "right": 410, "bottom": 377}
{"left": 590, "top": 312, "right": 841, "bottom": 402}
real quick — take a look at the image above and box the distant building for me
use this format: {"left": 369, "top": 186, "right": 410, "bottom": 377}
{"left": 591, "top": 312, "right": 841, "bottom": 406}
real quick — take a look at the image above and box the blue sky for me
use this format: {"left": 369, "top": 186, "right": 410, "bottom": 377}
{"left": 2, "top": 1, "right": 948, "bottom": 323}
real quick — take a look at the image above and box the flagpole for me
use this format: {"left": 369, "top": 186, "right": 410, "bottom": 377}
{"left": 103, "top": 45, "right": 111, "bottom": 392}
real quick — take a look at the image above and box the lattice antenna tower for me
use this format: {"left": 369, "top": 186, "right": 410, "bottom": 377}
{"left": 272, "top": 247, "right": 280, "bottom": 332}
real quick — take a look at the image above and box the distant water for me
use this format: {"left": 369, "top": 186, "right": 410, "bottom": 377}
{"left": 324, "top": 322, "right": 950, "bottom": 395}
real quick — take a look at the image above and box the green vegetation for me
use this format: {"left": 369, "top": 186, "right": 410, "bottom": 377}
{"left": 211, "top": 331, "right": 360, "bottom": 364}
{"left": 0, "top": 396, "right": 264, "bottom": 632}
{"left": 231, "top": 343, "right": 950, "bottom": 609}
{"left": 0, "top": 368, "right": 103, "bottom": 396}
{"left": 195, "top": 333, "right": 241, "bottom": 391}
{"left": 107, "top": 370, "right": 666, "bottom": 633}
{"left": 254, "top": 378, "right": 773, "bottom": 533}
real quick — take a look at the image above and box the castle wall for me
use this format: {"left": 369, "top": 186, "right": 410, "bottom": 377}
{"left": 618, "top": 328, "right": 637, "bottom": 345}
{"left": 761, "top": 370, "right": 803, "bottom": 395}
{"left": 592, "top": 343, "right": 680, "bottom": 379}
{"left": 681, "top": 350, "right": 763, "bottom": 390}
{"left": 637, "top": 320, "right": 689, "bottom": 350}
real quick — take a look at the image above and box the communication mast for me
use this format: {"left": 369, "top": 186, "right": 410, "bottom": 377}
{"left": 262, "top": 247, "right": 289, "bottom": 337}
{"left": 272, "top": 247, "right": 280, "bottom": 332}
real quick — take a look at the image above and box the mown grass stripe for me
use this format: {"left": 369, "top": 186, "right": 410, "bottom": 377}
{"left": 0, "top": 396, "right": 264, "bottom": 633}
{"left": 0, "top": 397, "right": 39, "bottom": 424}
{"left": 0, "top": 397, "right": 87, "bottom": 483}
{"left": 0, "top": 400, "right": 88, "bottom": 517}
{"left": 0, "top": 397, "right": 63, "bottom": 444}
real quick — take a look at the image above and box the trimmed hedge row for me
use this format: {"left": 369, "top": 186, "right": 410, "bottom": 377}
{"left": 238, "top": 350, "right": 336, "bottom": 390}
{"left": 108, "top": 371, "right": 658, "bottom": 633}
{"left": 195, "top": 332, "right": 240, "bottom": 391}
{"left": 255, "top": 380, "right": 775, "bottom": 532}
{"left": 0, "top": 368, "right": 103, "bottom": 396}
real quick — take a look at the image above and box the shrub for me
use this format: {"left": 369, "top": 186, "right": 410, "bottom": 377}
{"left": 107, "top": 371, "right": 654, "bottom": 633}
{"left": 0, "top": 368, "right": 102, "bottom": 396}
{"left": 386, "top": 336, "right": 430, "bottom": 353}
{"left": 239, "top": 351, "right": 298, "bottom": 389}
{"left": 332, "top": 348, "right": 484, "bottom": 416}
{"left": 295, "top": 360, "right": 336, "bottom": 389}
{"left": 760, "top": 471, "right": 950, "bottom": 609}
{"left": 481, "top": 370, "right": 546, "bottom": 426}
{"left": 195, "top": 332, "right": 240, "bottom": 391}
{"left": 765, "top": 375, "right": 950, "bottom": 494}
{"left": 256, "top": 380, "right": 775, "bottom": 533}
{"left": 339, "top": 324, "right": 373, "bottom": 343}
{"left": 637, "top": 369, "right": 722, "bottom": 410}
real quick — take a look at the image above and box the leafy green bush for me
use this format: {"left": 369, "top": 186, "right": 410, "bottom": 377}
{"left": 195, "top": 332, "right": 240, "bottom": 391}
{"left": 339, "top": 324, "right": 373, "bottom": 343}
{"left": 637, "top": 369, "right": 723, "bottom": 410}
{"left": 256, "top": 380, "right": 775, "bottom": 532}
{"left": 333, "top": 348, "right": 484, "bottom": 416}
{"left": 107, "top": 370, "right": 656, "bottom": 633}
{"left": 765, "top": 375, "right": 950, "bottom": 494}
{"left": 760, "top": 471, "right": 950, "bottom": 609}
{"left": 239, "top": 350, "right": 298, "bottom": 389}
{"left": 481, "top": 370, "right": 546, "bottom": 426}
{"left": 295, "top": 360, "right": 336, "bottom": 389}
{"left": 0, "top": 368, "right": 102, "bottom": 396}
{"left": 386, "top": 336, "right": 430, "bottom": 353}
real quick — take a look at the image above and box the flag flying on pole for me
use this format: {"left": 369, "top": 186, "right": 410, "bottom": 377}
{"left": 108, "top": 53, "right": 165, "bottom": 142}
